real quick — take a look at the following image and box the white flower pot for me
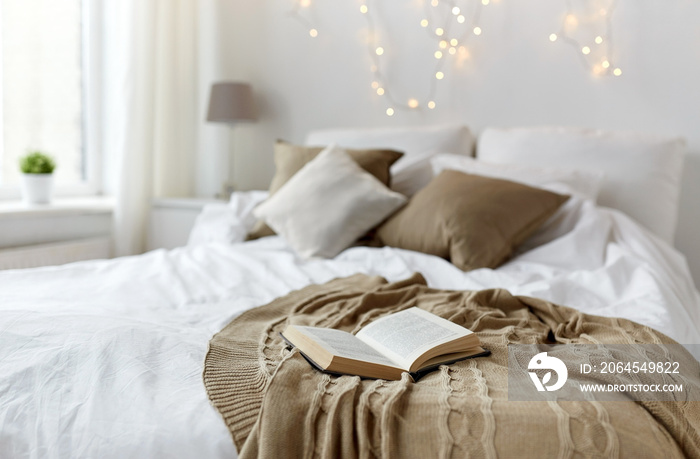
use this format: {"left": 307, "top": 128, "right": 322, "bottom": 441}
{"left": 20, "top": 173, "right": 54, "bottom": 204}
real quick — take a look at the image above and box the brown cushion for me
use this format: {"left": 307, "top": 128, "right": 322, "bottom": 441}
{"left": 247, "top": 141, "right": 403, "bottom": 240}
{"left": 375, "top": 170, "right": 569, "bottom": 271}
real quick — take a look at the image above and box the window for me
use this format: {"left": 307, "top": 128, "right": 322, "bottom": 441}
{"left": 0, "top": 0, "right": 96, "bottom": 198}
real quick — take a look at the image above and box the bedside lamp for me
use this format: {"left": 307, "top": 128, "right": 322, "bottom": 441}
{"left": 206, "top": 81, "right": 257, "bottom": 197}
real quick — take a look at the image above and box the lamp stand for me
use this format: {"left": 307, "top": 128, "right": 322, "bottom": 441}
{"left": 206, "top": 81, "right": 256, "bottom": 199}
{"left": 216, "top": 125, "right": 237, "bottom": 200}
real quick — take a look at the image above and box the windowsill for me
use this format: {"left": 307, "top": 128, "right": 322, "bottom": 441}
{"left": 0, "top": 196, "right": 114, "bottom": 219}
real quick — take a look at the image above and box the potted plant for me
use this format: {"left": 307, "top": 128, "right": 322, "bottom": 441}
{"left": 19, "top": 151, "right": 56, "bottom": 204}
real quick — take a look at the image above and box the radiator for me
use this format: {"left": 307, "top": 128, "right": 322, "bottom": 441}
{"left": 0, "top": 237, "right": 112, "bottom": 270}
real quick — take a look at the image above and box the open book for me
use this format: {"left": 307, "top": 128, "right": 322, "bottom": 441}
{"left": 280, "top": 307, "right": 489, "bottom": 381}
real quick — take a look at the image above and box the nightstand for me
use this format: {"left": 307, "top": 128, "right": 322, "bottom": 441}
{"left": 147, "top": 198, "right": 224, "bottom": 250}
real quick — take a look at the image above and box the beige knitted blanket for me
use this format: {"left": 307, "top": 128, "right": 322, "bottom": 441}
{"left": 203, "top": 273, "right": 700, "bottom": 458}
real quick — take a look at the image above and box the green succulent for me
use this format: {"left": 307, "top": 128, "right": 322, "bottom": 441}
{"left": 19, "top": 151, "right": 56, "bottom": 174}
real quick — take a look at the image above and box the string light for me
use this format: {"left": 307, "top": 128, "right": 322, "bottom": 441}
{"left": 291, "top": 1, "right": 626, "bottom": 116}
{"left": 288, "top": 0, "right": 319, "bottom": 38}
{"left": 360, "top": 0, "right": 487, "bottom": 115}
{"left": 551, "top": 0, "right": 622, "bottom": 77}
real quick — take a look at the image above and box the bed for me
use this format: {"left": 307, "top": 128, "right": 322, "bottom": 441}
{"left": 1, "top": 124, "right": 699, "bottom": 458}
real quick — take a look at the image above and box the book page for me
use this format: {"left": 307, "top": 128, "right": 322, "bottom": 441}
{"left": 356, "top": 308, "right": 471, "bottom": 370}
{"left": 294, "top": 326, "right": 399, "bottom": 367}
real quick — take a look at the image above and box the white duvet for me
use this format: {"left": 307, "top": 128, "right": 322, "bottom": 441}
{"left": 1, "top": 193, "right": 699, "bottom": 458}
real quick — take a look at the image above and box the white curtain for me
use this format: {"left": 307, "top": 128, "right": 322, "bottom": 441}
{"left": 99, "top": 0, "right": 222, "bottom": 256}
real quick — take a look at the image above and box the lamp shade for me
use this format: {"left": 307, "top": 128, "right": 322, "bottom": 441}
{"left": 206, "top": 82, "right": 256, "bottom": 123}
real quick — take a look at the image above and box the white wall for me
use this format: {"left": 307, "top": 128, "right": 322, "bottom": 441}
{"left": 210, "top": 0, "right": 700, "bottom": 286}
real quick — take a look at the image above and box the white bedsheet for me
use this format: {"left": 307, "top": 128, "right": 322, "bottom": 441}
{"left": 1, "top": 195, "right": 699, "bottom": 458}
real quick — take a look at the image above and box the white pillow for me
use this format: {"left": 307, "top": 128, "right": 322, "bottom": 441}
{"left": 430, "top": 154, "right": 604, "bottom": 201}
{"left": 187, "top": 191, "right": 268, "bottom": 246}
{"left": 305, "top": 124, "right": 475, "bottom": 196}
{"left": 253, "top": 144, "right": 406, "bottom": 259}
{"left": 477, "top": 127, "right": 686, "bottom": 243}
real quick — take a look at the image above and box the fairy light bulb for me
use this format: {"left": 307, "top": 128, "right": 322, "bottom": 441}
{"left": 435, "top": 71, "right": 444, "bottom": 80}
{"left": 435, "top": 28, "right": 444, "bottom": 36}
{"left": 377, "top": 87, "right": 385, "bottom": 95}
{"left": 613, "top": 68, "right": 622, "bottom": 76}
{"left": 420, "top": 19, "right": 429, "bottom": 27}
{"left": 481, "top": 0, "right": 489, "bottom": 5}
{"left": 549, "top": 33, "right": 558, "bottom": 42}
{"left": 449, "top": 47, "right": 457, "bottom": 55}
{"left": 408, "top": 98, "right": 419, "bottom": 109}
{"left": 428, "top": 101, "right": 436, "bottom": 109}
{"left": 434, "top": 51, "right": 443, "bottom": 59}
{"left": 457, "top": 15, "right": 465, "bottom": 23}
{"left": 371, "top": 81, "right": 379, "bottom": 89}
{"left": 386, "top": 108, "right": 395, "bottom": 116}
{"left": 473, "top": 27, "right": 482, "bottom": 36}
{"left": 450, "top": 38, "right": 458, "bottom": 46}
{"left": 595, "top": 36, "right": 603, "bottom": 44}
{"left": 300, "top": 0, "right": 311, "bottom": 7}
{"left": 309, "top": 28, "right": 318, "bottom": 38}
{"left": 360, "top": 4, "right": 368, "bottom": 14}
{"left": 431, "top": 0, "right": 438, "bottom": 6}
{"left": 581, "top": 46, "right": 591, "bottom": 55}
{"left": 439, "top": 40, "right": 448, "bottom": 49}
{"left": 601, "top": 60, "right": 610, "bottom": 69}
{"left": 452, "top": 6, "right": 460, "bottom": 15}
{"left": 375, "top": 47, "right": 384, "bottom": 56}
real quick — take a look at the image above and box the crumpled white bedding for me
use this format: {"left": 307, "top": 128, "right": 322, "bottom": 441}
{"left": 1, "top": 192, "right": 698, "bottom": 458}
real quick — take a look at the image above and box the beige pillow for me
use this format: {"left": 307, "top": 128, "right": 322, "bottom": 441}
{"left": 376, "top": 170, "right": 569, "bottom": 271}
{"left": 247, "top": 140, "right": 403, "bottom": 240}
{"left": 253, "top": 145, "right": 407, "bottom": 259}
